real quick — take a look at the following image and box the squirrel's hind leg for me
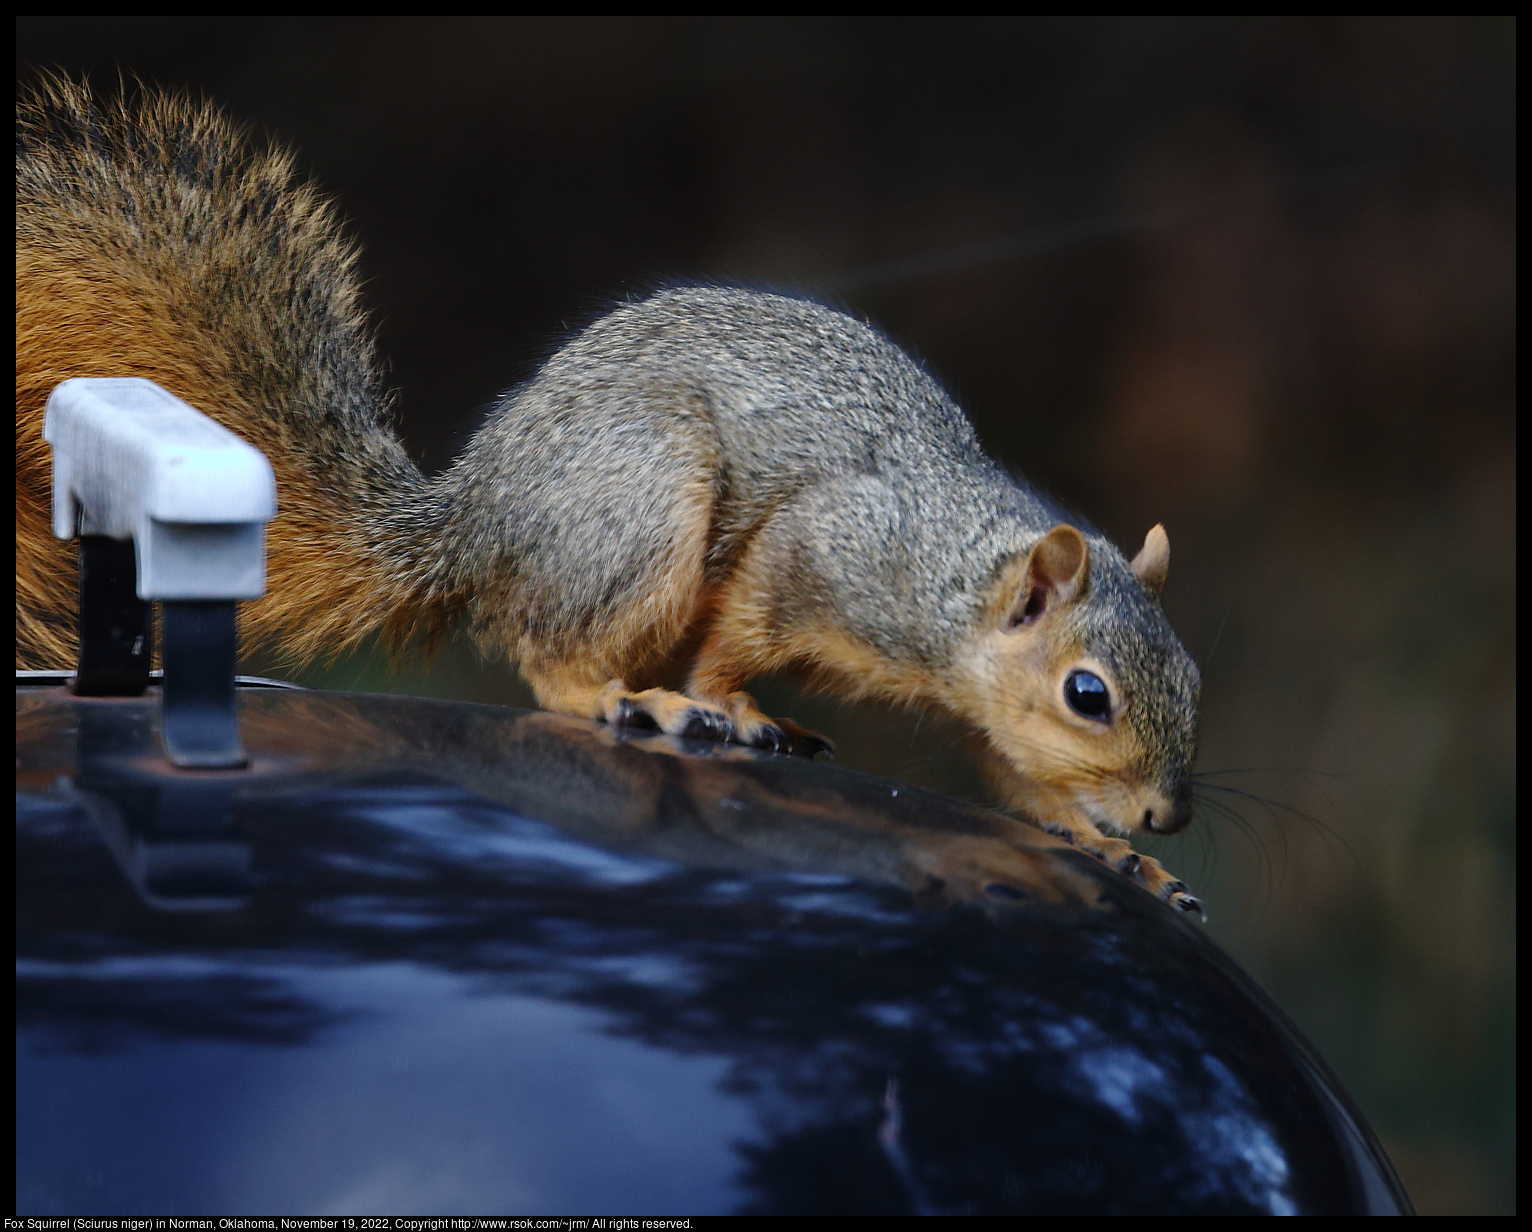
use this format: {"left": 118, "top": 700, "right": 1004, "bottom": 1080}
{"left": 518, "top": 530, "right": 832, "bottom": 758}
{"left": 685, "top": 607, "right": 834, "bottom": 759}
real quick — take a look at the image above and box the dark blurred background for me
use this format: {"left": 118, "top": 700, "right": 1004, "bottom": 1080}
{"left": 18, "top": 17, "right": 1515, "bottom": 1214}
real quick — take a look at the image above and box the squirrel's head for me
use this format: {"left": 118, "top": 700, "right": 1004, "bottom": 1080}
{"left": 962, "top": 523, "right": 1201, "bottom": 838}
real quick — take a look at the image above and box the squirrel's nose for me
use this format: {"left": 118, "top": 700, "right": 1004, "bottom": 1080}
{"left": 1144, "top": 784, "right": 1194, "bottom": 835}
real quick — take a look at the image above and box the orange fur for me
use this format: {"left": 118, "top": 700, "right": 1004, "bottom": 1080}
{"left": 16, "top": 76, "right": 454, "bottom": 671}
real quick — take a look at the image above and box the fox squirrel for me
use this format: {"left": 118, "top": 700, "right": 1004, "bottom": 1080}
{"left": 16, "top": 76, "right": 1204, "bottom": 915}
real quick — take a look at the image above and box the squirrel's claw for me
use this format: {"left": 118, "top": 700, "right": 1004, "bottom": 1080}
{"left": 718, "top": 695, "right": 835, "bottom": 760}
{"left": 745, "top": 723, "right": 792, "bottom": 754}
{"left": 1165, "top": 882, "right": 1207, "bottom": 921}
{"left": 1173, "top": 893, "right": 1208, "bottom": 922}
{"left": 741, "top": 718, "right": 833, "bottom": 759}
{"left": 611, "top": 696, "right": 657, "bottom": 730}
{"left": 678, "top": 706, "right": 734, "bottom": 742}
{"left": 775, "top": 719, "right": 835, "bottom": 760}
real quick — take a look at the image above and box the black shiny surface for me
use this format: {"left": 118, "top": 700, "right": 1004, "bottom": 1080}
{"left": 15, "top": 685, "right": 1412, "bottom": 1215}
{"left": 159, "top": 601, "right": 245, "bottom": 769}
{"left": 71, "top": 537, "right": 151, "bottom": 697}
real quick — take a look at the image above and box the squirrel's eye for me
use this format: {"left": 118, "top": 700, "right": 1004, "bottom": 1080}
{"left": 1064, "top": 670, "right": 1111, "bottom": 722}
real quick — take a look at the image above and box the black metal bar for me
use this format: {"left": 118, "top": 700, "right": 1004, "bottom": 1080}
{"left": 72, "top": 535, "right": 152, "bottom": 697}
{"left": 160, "top": 600, "right": 246, "bottom": 769}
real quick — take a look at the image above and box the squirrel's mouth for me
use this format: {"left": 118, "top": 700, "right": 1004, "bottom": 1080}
{"left": 1076, "top": 792, "right": 1182, "bottom": 838}
{"left": 1078, "top": 799, "right": 1135, "bottom": 838}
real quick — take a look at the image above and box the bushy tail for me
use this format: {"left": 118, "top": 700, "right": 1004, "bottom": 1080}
{"left": 16, "top": 74, "right": 458, "bottom": 669}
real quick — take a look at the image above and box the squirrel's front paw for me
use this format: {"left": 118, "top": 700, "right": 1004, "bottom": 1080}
{"left": 1120, "top": 851, "right": 1206, "bottom": 920}
{"left": 1043, "top": 826, "right": 1205, "bottom": 921}
{"left": 720, "top": 693, "right": 835, "bottom": 759}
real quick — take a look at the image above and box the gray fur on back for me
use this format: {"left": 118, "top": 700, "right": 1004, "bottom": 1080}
{"left": 440, "top": 286, "right": 1190, "bottom": 697}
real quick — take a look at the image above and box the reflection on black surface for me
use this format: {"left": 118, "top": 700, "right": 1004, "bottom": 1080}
{"left": 17, "top": 961, "right": 349, "bottom": 1052}
{"left": 14, "top": 688, "right": 1408, "bottom": 1215}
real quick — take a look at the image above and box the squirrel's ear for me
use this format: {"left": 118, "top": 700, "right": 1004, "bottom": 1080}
{"left": 1130, "top": 524, "right": 1171, "bottom": 598}
{"left": 999, "top": 524, "right": 1090, "bottom": 630}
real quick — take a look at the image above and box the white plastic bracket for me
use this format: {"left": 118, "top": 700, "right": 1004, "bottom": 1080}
{"left": 44, "top": 377, "right": 279, "bottom": 768}
{"left": 44, "top": 377, "right": 277, "bottom": 599}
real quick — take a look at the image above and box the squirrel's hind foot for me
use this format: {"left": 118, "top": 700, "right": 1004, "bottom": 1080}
{"left": 599, "top": 683, "right": 832, "bottom": 759}
{"left": 603, "top": 685, "right": 734, "bottom": 743}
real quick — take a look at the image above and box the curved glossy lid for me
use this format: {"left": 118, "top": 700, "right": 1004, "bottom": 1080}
{"left": 16, "top": 683, "right": 1411, "bottom": 1215}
